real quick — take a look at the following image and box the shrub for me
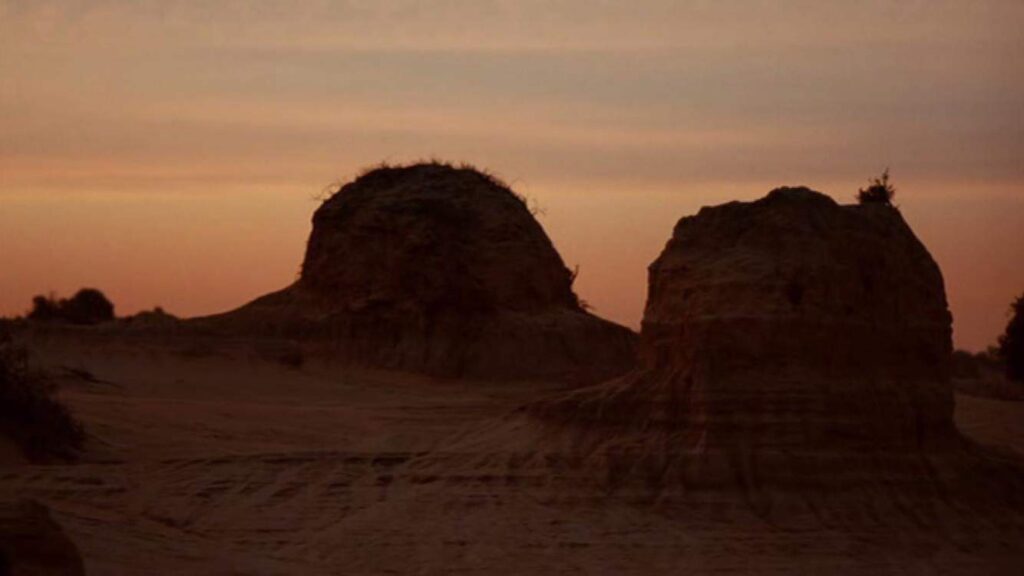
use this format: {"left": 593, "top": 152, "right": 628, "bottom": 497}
{"left": 26, "top": 289, "right": 115, "bottom": 325}
{"left": 27, "top": 294, "right": 62, "bottom": 322}
{"left": 61, "top": 289, "right": 115, "bottom": 325}
{"left": 0, "top": 330, "right": 85, "bottom": 460}
{"left": 857, "top": 168, "right": 896, "bottom": 205}
{"left": 124, "top": 306, "right": 178, "bottom": 327}
{"left": 998, "top": 292, "right": 1024, "bottom": 383}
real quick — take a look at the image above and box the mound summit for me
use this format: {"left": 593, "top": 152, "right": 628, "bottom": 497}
{"left": 207, "top": 162, "right": 636, "bottom": 382}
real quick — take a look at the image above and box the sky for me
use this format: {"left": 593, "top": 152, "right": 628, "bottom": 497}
{"left": 1, "top": 0, "right": 1022, "bottom": 351}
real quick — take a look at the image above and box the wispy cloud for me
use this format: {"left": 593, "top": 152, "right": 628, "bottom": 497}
{"left": 1, "top": 0, "right": 1022, "bottom": 348}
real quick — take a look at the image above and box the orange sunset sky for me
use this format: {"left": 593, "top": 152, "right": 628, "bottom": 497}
{"left": 1, "top": 1, "right": 1022, "bottom": 351}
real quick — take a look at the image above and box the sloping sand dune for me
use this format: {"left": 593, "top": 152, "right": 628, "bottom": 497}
{"left": 1, "top": 331, "right": 1022, "bottom": 575}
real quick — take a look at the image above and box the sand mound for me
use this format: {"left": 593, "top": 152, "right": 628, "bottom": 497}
{"left": 0, "top": 499, "right": 85, "bottom": 576}
{"left": 407, "top": 187, "right": 1024, "bottom": 526}
{"left": 0, "top": 332, "right": 84, "bottom": 463}
{"left": 204, "top": 162, "right": 635, "bottom": 382}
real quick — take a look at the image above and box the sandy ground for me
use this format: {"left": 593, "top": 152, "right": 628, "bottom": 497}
{"left": 2, "top": 332, "right": 1023, "bottom": 575}
{"left": 955, "top": 394, "right": 1024, "bottom": 453}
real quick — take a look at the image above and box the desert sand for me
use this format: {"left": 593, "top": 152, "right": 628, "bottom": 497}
{"left": 0, "top": 328, "right": 1020, "bottom": 575}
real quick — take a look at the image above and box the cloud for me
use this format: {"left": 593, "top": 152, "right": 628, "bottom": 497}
{"left": 4, "top": 1, "right": 1023, "bottom": 54}
{"left": 1, "top": 0, "right": 1022, "bottom": 348}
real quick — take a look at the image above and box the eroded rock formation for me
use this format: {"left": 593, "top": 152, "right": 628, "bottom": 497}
{"left": 581, "top": 186, "right": 957, "bottom": 454}
{"left": 410, "top": 187, "right": 1024, "bottom": 529}
{"left": 205, "top": 163, "right": 636, "bottom": 382}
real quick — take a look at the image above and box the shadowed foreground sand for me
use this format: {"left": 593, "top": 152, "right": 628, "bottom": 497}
{"left": 1, "top": 330, "right": 1023, "bottom": 575}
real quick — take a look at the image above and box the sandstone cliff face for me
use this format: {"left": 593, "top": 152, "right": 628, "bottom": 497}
{"left": 526, "top": 187, "right": 958, "bottom": 462}
{"left": 636, "top": 187, "right": 955, "bottom": 451}
{"left": 206, "top": 163, "right": 636, "bottom": 382}
{"left": 408, "top": 187, "right": 1024, "bottom": 530}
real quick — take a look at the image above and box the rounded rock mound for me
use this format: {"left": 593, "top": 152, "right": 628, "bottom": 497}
{"left": 207, "top": 162, "right": 636, "bottom": 382}
{"left": 300, "top": 163, "right": 579, "bottom": 315}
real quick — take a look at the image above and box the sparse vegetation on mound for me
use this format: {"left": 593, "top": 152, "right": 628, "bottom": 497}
{"left": 0, "top": 331, "right": 85, "bottom": 461}
{"left": 350, "top": 160, "right": 514, "bottom": 197}
{"left": 857, "top": 168, "right": 896, "bottom": 205}
{"left": 28, "top": 288, "right": 115, "bottom": 325}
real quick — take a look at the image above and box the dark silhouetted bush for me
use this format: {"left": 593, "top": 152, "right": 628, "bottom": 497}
{"left": 26, "top": 289, "right": 114, "bottom": 325}
{"left": 61, "top": 289, "right": 114, "bottom": 324}
{"left": 124, "top": 306, "right": 178, "bottom": 327}
{"left": 857, "top": 168, "right": 896, "bottom": 205}
{"left": 0, "top": 330, "right": 85, "bottom": 460}
{"left": 27, "top": 295, "right": 62, "bottom": 322}
{"left": 998, "top": 292, "right": 1024, "bottom": 383}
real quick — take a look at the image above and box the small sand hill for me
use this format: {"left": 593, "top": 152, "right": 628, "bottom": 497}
{"left": 0, "top": 332, "right": 83, "bottom": 465}
{"left": 406, "top": 188, "right": 1024, "bottom": 528}
{"left": 202, "top": 162, "right": 635, "bottom": 382}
